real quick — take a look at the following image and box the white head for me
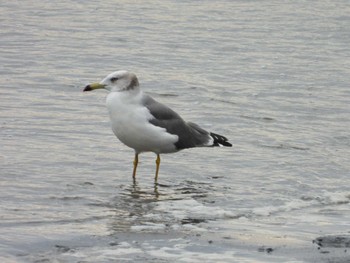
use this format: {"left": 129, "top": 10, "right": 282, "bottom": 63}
{"left": 84, "top": 70, "right": 140, "bottom": 93}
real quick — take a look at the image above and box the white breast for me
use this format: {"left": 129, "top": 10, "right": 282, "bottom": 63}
{"left": 106, "top": 91, "right": 178, "bottom": 154}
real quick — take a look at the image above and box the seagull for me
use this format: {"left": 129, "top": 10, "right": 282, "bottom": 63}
{"left": 84, "top": 70, "right": 232, "bottom": 182}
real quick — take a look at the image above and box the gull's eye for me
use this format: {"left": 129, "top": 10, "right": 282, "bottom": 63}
{"left": 110, "top": 77, "right": 118, "bottom": 82}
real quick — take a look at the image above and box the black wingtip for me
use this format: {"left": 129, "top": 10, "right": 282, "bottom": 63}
{"left": 210, "top": 132, "right": 232, "bottom": 147}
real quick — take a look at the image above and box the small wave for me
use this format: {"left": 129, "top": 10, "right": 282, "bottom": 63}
{"left": 258, "top": 143, "right": 309, "bottom": 151}
{"left": 252, "top": 192, "right": 350, "bottom": 217}
{"left": 240, "top": 115, "right": 275, "bottom": 122}
{"left": 155, "top": 198, "right": 239, "bottom": 222}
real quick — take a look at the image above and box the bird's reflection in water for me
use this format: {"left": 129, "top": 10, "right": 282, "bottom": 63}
{"left": 130, "top": 179, "right": 160, "bottom": 200}
{"left": 108, "top": 180, "right": 164, "bottom": 232}
{"left": 108, "top": 178, "right": 211, "bottom": 233}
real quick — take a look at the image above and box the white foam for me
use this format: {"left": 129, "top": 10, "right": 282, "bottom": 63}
{"left": 130, "top": 222, "right": 166, "bottom": 232}
{"left": 252, "top": 191, "right": 350, "bottom": 217}
{"left": 322, "top": 191, "right": 350, "bottom": 205}
{"left": 252, "top": 199, "right": 314, "bottom": 216}
{"left": 71, "top": 242, "right": 144, "bottom": 261}
{"left": 155, "top": 198, "right": 237, "bottom": 221}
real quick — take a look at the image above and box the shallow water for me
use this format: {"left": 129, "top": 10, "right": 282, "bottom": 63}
{"left": 1, "top": 1, "right": 350, "bottom": 262}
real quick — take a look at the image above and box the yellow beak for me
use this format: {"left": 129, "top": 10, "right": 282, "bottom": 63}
{"left": 83, "top": 83, "right": 106, "bottom": 92}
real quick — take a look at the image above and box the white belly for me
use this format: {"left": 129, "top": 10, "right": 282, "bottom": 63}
{"left": 106, "top": 92, "right": 178, "bottom": 154}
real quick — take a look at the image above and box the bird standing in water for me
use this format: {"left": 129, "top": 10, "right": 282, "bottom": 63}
{"left": 84, "top": 71, "right": 232, "bottom": 182}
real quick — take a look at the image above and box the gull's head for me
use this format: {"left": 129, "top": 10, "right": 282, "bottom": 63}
{"left": 83, "top": 70, "right": 139, "bottom": 92}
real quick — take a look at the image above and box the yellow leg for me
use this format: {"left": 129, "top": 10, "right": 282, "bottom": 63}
{"left": 155, "top": 154, "right": 161, "bottom": 183}
{"left": 132, "top": 153, "right": 139, "bottom": 180}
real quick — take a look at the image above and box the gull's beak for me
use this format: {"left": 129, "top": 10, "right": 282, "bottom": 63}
{"left": 83, "top": 83, "right": 106, "bottom": 92}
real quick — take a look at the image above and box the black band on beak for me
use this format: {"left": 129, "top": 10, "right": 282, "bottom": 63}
{"left": 83, "top": 85, "right": 92, "bottom": 92}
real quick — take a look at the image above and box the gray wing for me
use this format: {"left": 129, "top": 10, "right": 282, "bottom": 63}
{"left": 142, "top": 95, "right": 211, "bottom": 150}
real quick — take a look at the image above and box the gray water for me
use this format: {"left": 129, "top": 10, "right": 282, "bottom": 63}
{"left": 1, "top": 1, "right": 350, "bottom": 262}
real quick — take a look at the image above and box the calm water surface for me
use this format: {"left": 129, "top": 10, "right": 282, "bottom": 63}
{"left": 1, "top": 1, "right": 350, "bottom": 262}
